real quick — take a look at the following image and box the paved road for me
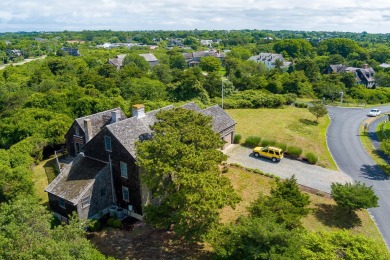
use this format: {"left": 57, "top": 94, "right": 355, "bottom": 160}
{"left": 327, "top": 105, "right": 390, "bottom": 249}
{"left": 224, "top": 145, "right": 352, "bottom": 193}
{"left": 0, "top": 55, "right": 46, "bottom": 70}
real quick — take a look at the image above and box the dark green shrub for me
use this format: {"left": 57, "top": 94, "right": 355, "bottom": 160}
{"left": 275, "top": 142, "right": 287, "bottom": 151}
{"left": 244, "top": 136, "right": 261, "bottom": 147}
{"left": 295, "top": 102, "right": 308, "bottom": 108}
{"left": 89, "top": 220, "right": 102, "bottom": 231}
{"left": 113, "top": 219, "right": 122, "bottom": 228}
{"left": 261, "top": 139, "right": 276, "bottom": 147}
{"left": 107, "top": 218, "right": 115, "bottom": 227}
{"left": 287, "top": 146, "right": 303, "bottom": 158}
{"left": 234, "top": 134, "right": 242, "bottom": 144}
{"left": 305, "top": 152, "right": 318, "bottom": 164}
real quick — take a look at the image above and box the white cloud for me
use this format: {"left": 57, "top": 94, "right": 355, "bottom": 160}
{"left": 0, "top": 0, "right": 390, "bottom": 32}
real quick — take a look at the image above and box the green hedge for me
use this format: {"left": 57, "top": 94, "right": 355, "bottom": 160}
{"left": 305, "top": 152, "right": 318, "bottom": 164}
{"left": 287, "top": 146, "right": 303, "bottom": 158}
{"left": 261, "top": 139, "right": 276, "bottom": 147}
{"left": 244, "top": 136, "right": 261, "bottom": 147}
{"left": 234, "top": 134, "right": 242, "bottom": 144}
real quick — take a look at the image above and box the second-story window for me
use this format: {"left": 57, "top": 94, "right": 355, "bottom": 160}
{"left": 120, "top": 162, "right": 127, "bottom": 178}
{"left": 104, "top": 135, "right": 112, "bottom": 151}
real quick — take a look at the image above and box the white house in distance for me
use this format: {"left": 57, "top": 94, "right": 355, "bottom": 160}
{"left": 248, "top": 53, "right": 291, "bottom": 69}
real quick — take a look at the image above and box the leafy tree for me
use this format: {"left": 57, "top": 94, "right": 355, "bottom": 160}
{"left": 331, "top": 182, "right": 379, "bottom": 213}
{"left": 208, "top": 216, "right": 302, "bottom": 259}
{"left": 302, "top": 230, "right": 390, "bottom": 259}
{"left": 200, "top": 56, "right": 222, "bottom": 73}
{"left": 273, "top": 39, "right": 314, "bottom": 59}
{"left": 294, "top": 58, "right": 320, "bottom": 82}
{"left": 308, "top": 103, "right": 328, "bottom": 122}
{"left": 380, "top": 139, "right": 390, "bottom": 157}
{"left": 136, "top": 108, "right": 240, "bottom": 240}
{"left": 374, "top": 71, "right": 390, "bottom": 87}
{"left": 0, "top": 197, "right": 106, "bottom": 259}
{"left": 226, "top": 46, "right": 252, "bottom": 60}
{"left": 318, "top": 38, "right": 363, "bottom": 58}
{"left": 169, "top": 53, "right": 187, "bottom": 69}
{"left": 123, "top": 53, "right": 149, "bottom": 71}
{"left": 151, "top": 64, "right": 173, "bottom": 84}
{"left": 249, "top": 175, "right": 310, "bottom": 229}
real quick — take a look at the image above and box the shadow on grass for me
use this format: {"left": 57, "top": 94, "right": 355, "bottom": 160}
{"left": 299, "top": 118, "right": 318, "bottom": 126}
{"left": 314, "top": 203, "right": 362, "bottom": 229}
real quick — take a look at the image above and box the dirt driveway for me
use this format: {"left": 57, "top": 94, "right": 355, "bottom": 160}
{"left": 224, "top": 145, "right": 353, "bottom": 193}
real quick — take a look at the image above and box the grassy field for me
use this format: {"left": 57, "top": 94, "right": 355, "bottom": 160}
{"left": 225, "top": 106, "right": 337, "bottom": 169}
{"left": 221, "top": 165, "right": 387, "bottom": 248}
{"left": 360, "top": 117, "right": 390, "bottom": 176}
{"left": 31, "top": 155, "right": 58, "bottom": 207}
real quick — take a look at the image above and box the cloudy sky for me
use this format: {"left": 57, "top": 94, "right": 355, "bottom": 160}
{"left": 1, "top": 0, "right": 390, "bottom": 33}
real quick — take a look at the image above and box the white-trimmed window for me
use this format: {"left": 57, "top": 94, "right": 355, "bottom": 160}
{"left": 59, "top": 198, "right": 65, "bottom": 208}
{"left": 120, "top": 162, "right": 127, "bottom": 178}
{"left": 82, "top": 195, "right": 91, "bottom": 208}
{"left": 104, "top": 135, "right": 112, "bottom": 151}
{"left": 122, "top": 186, "right": 129, "bottom": 202}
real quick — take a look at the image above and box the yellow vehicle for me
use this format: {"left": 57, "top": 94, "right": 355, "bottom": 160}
{"left": 253, "top": 146, "right": 284, "bottom": 162}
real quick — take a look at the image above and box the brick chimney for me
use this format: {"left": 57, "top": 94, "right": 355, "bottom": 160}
{"left": 84, "top": 119, "right": 92, "bottom": 142}
{"left": 132, "top": 104, "right": 145, "bottom": 118}
{"left": 111, "top": 110, "right": 121, "bottom": 123}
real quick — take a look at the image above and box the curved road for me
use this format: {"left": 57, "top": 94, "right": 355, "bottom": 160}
{"left": 327, "top": 106, "right": 390, "bottom": 249}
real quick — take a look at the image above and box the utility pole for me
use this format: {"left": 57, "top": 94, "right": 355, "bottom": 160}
{"left": 222, "top": 79, "right": 224, "bottom": 109}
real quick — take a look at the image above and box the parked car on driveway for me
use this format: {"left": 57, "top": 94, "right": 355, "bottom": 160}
{"left": 368, "top": 108, "right": 381, "bottom": 117}
{"left": 253, "top": 146, "right": 284, "bottom": 162}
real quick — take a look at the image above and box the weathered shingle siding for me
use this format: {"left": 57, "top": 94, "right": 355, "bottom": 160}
{"left": 83, "top": 128, "right": 143, "bottom": 214}
{"left": 65, "top": 122, "right": 85, "bottom": 156}
{"left": 48, "top": 193, "right": 77, "bottom": 219}
{"left": 77, "top": 165, "right": 113, "bottom": 219}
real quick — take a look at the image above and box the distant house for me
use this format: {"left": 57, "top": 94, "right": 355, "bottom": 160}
{"left": 139, "top": 53, "right": 159, "bottom": 67}
{"left": 323, "top": 64, "right": 376, "bottom": 88}
{"left": 379, "top": 63, "right": 390, "bottom": 69}
{"left": 108, "top": 53, "right": 159, "bottom": 69}
{"left": 182, "top": 50, "right": 226, "bottom": 67}
{"left": 108, "top": 54, "right": 127, "bottom": 69}
{"left": 200, "top": 39, "right": 214, "bottom": 47}
{"left": 248, "top": 53, "right": 291, "bottom": 69}
{"left": 61, "top": 47, "right": 80, "bottom": 56}
{"left": 45, "top": 103, "right": 236, "bottom": 222}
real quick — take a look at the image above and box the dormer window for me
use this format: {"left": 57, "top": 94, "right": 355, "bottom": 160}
{"left": 75, "top": 126, "right": 80, "bottom": 136}
{"left": 104, "top": 135, "right": 112, "bottom": 151}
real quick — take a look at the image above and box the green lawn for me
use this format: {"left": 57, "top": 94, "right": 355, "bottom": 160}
{"left": 225, "top": 106, "right": 337, "bottom": 169}
{"left": 360, "top": 117, "right": 390, "bottom": 176}
{"left": 31, "top": 155, "right": 59, "bottom": 207}
{"left": 221, "top": 166, "right": 387, "bottom": 249}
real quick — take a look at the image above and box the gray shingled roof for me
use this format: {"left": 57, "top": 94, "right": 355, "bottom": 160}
{"left": 45, "top": 155, "right": 108, "bottom": 204}
{"left": 200, "top": 105, "right": 236, "bottom": 133}
{"left": 181, "top": 102, "right": 202, "bottom": 112}
{"left": 105, "top": 103, "right": 235, "bottom": 158}
{"left": 139, "top": 53, "right": 158, "bottom": 62}
{"left": 74, "top": 108, "right": 126, "bottom": 139}
{"left": 107, "top": 105, "right": 174, "bottom": 158}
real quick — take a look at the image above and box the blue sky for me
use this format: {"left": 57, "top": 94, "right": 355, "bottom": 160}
{"left": 1, "top": 0, "right": 390, "bottom": 33}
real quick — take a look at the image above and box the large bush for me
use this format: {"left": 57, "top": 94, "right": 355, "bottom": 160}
{"left": 233, "top": 134, "right": 242, "bottom": 144}
{"left": 305, "top": 152, "right": 318, "bottom": 164}
{"left": 287, "top": 146, "right": 303, "bottom": 158}
{"left": 261, "top": 139, "right": 276, "bottom": 147}
{"left": 244, "top": 136, "right": 262, "bottom": 147}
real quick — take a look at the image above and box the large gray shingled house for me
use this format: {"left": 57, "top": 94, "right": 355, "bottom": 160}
{"left": 45, "top": 103, "right": 236, "bottom": 222}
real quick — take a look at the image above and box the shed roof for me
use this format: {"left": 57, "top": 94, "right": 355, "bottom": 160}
{"left": 45, "top": 155, "right": 108, "bottom": 204}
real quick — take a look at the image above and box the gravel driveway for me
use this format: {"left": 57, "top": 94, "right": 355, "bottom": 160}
{"left": 224, "top": 144, "right": 353, "bottom": 193}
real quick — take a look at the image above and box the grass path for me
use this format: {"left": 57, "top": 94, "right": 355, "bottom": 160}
{"left": 31, "top": 155, "right": 58, "bottom": 207}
